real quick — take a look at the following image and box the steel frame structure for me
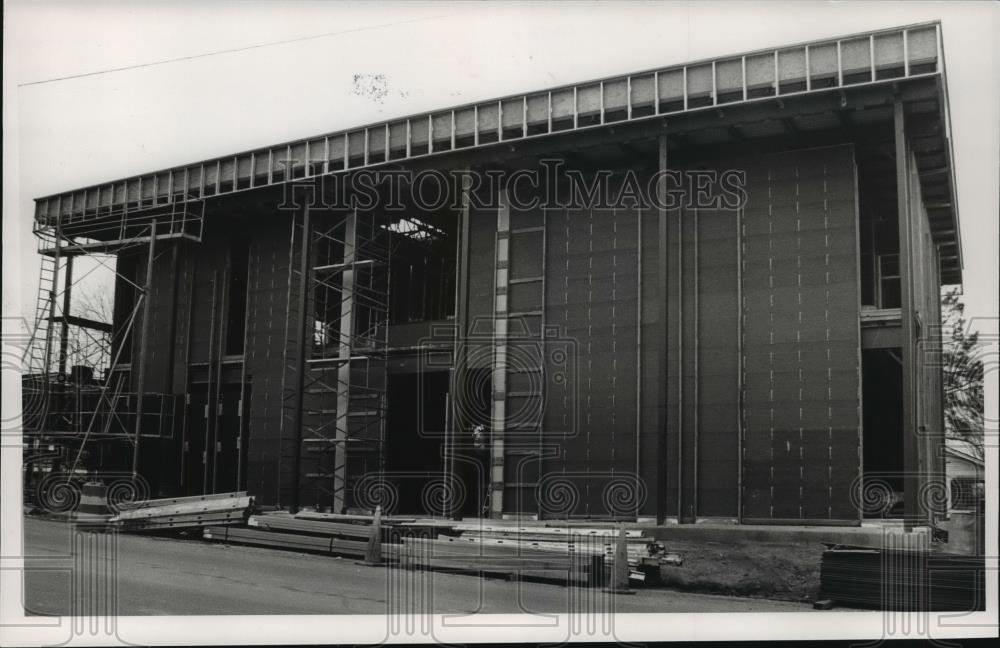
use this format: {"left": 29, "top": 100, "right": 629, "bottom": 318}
{"left": 280, "top": 206, "right": 393, "bottom": 512}
{"left": 22, "top": 200, "right": 205, "bottom": 487}
{"left": 32, "top": 23, "right": 959, "bottom": 283}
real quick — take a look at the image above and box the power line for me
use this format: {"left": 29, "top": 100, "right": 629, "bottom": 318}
{"left": 18, "top": 14, "right": 451, "bottom": 87}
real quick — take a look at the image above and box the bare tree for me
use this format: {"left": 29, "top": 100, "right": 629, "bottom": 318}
{"left": 941, "top": 288, "right": 984, "bottom": 459}
{"left": 63, "top": 281, "right": 114, "bottom": 378}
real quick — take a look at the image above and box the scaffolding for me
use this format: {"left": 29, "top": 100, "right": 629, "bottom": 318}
{"left": 281, "top": 207, "right": 392, "bottom": 513}
{"left": 22, "top": 199, "right": 204, "bottom": 495}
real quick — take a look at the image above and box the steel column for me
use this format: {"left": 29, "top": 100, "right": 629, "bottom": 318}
{"left": 450, "top": 169, "right": 472, "bottom": 519}
{"left": 656, "top": 132, "right": 669, "bottom": 524}
{"left": 894, "top": 98, "right": 919, "bottom": 530}
{"left": 290, "top": 205, "right": 312, "bottom": 513}
{"left": 132, "top": 219, "right": 157, "bottom": 478}
{"left": 202, "top": 270, "right": 219, "bottom": 492}
{"left": 333, "top": 209, "right": 357, "bottom": 514}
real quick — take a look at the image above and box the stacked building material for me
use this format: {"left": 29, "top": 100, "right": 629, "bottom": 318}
{"left": 443, "top": 523, "right": 680, "bottom": 581}
{"left": 392, "top": 535, "right": 601, "bottom": 586}
{"left": 203, "top": 526, "right": 371, "bottom": 557}
{"left": 249, "top": 513, "right": 374, "bottom": 538}
{"left": 110, "top": 492, "right": 253, "bottom": 532}
{"left": 202, "top": 510, "right": 376, "bottom": 557}
{"left": 202, "top": 512, "right": 606, "bottom": 586}
{"left": 819, "top": 547, "right": 985, "bottom": 611}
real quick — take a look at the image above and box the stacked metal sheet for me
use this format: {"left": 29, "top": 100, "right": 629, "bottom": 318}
{"left": 203, "top": 526, "right": 370, "bottom": 557}
{"left": 819, "top": 547, "right": 985, "bottom": 611}
{"left": 201, "top": 513, "right": 611, "bottom": 587}
{"left": 110, "top": 492, "right": 252, "bottom": 532}
{"left": 443, "top": 524, "right": 679, "bottom": 583}
{"left": 392, "top": 536, "right": 601, "bottom": 586}
{"left": 202, "top": 511, "right": 377, "bottom": 557}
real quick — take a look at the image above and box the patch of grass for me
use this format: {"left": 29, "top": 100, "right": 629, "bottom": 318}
{"left": 657, "top": 540, "right": 825, "bottom": 602}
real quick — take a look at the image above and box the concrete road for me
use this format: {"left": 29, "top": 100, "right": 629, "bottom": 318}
{"left": 21, "top": 517, "right": 809, "bottom": 615}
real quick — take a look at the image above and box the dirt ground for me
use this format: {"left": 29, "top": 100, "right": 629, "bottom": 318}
{"left": 656, "top": 539, "right": 826, "bottom": 602}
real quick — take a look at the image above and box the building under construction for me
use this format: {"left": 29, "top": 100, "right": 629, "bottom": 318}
{"left": 23, "top": 22, "right": 961, "bottom": 527}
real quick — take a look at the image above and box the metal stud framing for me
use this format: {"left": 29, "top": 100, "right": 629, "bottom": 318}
{"left": 36, "top": 23, "right": 948, "bottom": 227}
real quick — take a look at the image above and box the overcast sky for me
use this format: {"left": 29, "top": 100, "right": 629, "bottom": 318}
{"left": 3, "top": 1, "right": 998, "bottom": 339}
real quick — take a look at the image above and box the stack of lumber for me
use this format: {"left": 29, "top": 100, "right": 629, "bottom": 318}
{"left": 819, "top": 546, "right": 985, "bottom": 611}
{"left": 202, "top": 510, "right": 378, "bottom": 558}
{"left": 110, "top": 492, "right": 252, "bottom": 532}
{"left": 389, "top": 535, "right": 601, "bottom": 586}
{"left": 442, "top": 523, "right": 681, "bottom": 581}
{"left": 294, "top": 511, "right": 442, "bottom": 540}
{"left": 201, "top": 512, "right": 606, "bottom": 586}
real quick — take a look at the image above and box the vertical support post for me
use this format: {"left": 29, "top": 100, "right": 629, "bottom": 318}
{"left": 58, "top": 256, "right": 75, "bottom": 376}
{"left": 654, "top": 73, "right": 661, "bottom": 115}
{"left": 450, "top": 169, "right": 472, "bottom": 519}
{"left": 804, "top": 46, "right": 811, "bottom": 92}
{"left": 132, "top": 220, "right": 157, "bottom": 478}
{"left": 166, "top": 245, "right": 181, "bottom": 394}
{"left": 490, "top": 189, "right": 511, "bottom": 518}
{"left": 903, "top": 29, "right": 910, "bottom": 78}
{"left": 737, "top": 190, "right": 744, "bottom": 523}
{"left": 236, "top": 243, "right": 253, "bottom": 491}
{"left": 870, "top": 35, "right": 876, "bottom": 82}
{"left": 894, "top": 98, "right": 918, "bottom": 530}
{"left": 179, "top": 255, "right": 195, "bottom": 491}
{"left": 210, "top": 260, "right": 229, "bottom": 494}
{"left": 290, "top": 205, "right": 312, "bottom": 513}
{"left": 165, "top": 243, "right": 182, "bottom": 493}
{"left": 635, "top": 198, "right": 642, "bottom": 520}
{"left": 203, "top": 272, "right": 218, "bottom": 493}
{"left": 837, "top": 41, "right": 844, "bottom": 87}
{"left": 334, "top": 209, "right": 357, "bottom": 514}
{"left": 676, "top": 180, "right": 685, "bottom": 522}
{"left": 656, "top": 133, "right": 669, "bottom": 524}
{"left": 443, "top": 391, "right": 451, "bottom": 518}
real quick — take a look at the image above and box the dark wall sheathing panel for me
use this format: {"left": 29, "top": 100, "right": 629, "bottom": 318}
{"left": 694, "top": 208, "right": 740, "bottom": 517}
{"left": 123, "top": 239, "right": 185, "bottom": 497}
{"left": 542, "top": 189, "right": 643, "bottom": 519}
{"left": 638, "top": 208, "right": 662, "bottom": 518}
{"left": 186, "top": 235, "right": 228, "bottom": 365}
{"left": 677, "top": 209, "right": 698, "bottom": 521}
{"left": 664, "top": 199, "right": 740, "bottom": 520}
{"left": 170, "top": 241, "right": 196, "bottom": 394}
{"left": 141, "top": 245, "right": 179, "bottom": 394}
{"left": 244, "top": 217, "right": 295, "bottom": 505}
{"left": 739, "top": 144, "right": 862, "bottom": 524}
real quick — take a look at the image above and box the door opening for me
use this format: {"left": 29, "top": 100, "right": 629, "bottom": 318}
{"left": 385, "top": 371, "right": 448, "bottom": 514}
{"left": 862, "top": 348, "right": 905, "bottom": 518}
